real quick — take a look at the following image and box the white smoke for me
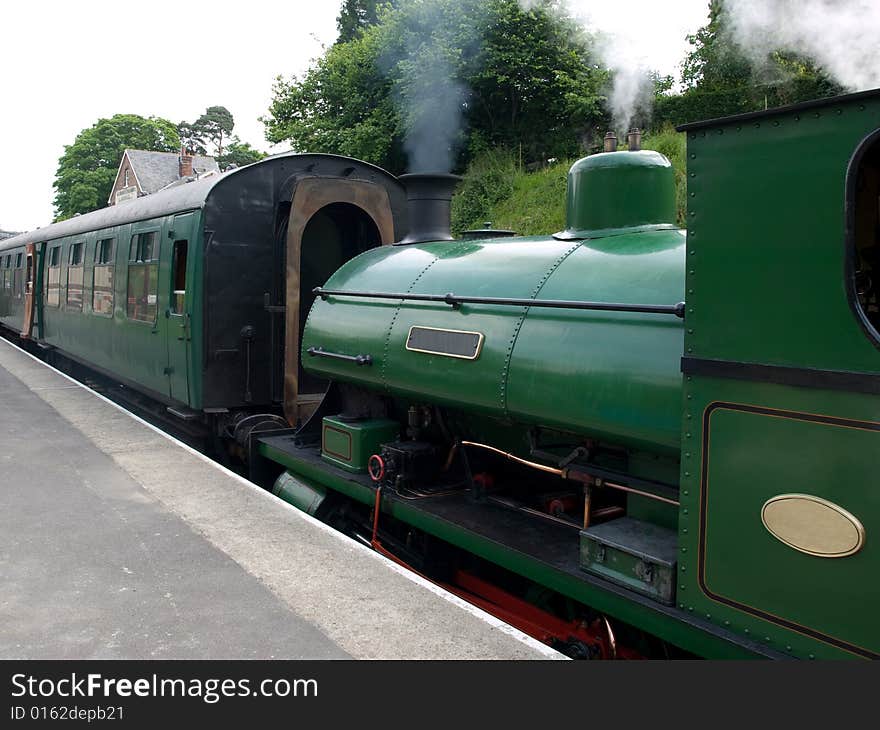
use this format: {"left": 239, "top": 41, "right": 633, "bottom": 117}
{"left": 724, "top": 0, "right": 880, "bottom": 91}
{"left": 380, "top": 1, "right": 488, "bottom": 173}
{"left": 395, "top": 49, "right": 470, "bottom": 173}
{"left": 518, "top": 1, "right": 708, "bottom": 133}
{"left": 591, "top": 30, "right": 654, "bottom": 134}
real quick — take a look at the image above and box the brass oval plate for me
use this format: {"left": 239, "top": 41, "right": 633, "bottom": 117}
{"left": 761, "top": 494, "right": 865, "bottom": 558}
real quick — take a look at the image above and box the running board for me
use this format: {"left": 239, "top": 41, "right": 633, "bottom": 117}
{"left": 166, "top": 406, "right": 200, "bottom": 421}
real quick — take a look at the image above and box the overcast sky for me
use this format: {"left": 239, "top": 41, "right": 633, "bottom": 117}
{"left": 0, "top": 1, "right": 709, "bottom": 233}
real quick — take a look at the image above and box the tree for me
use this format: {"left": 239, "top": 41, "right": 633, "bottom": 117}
{"left": 177, "top": 120, "right": 207, "bottom": 155}
{"left": 217, "top": 138, "right": 267, "bottom": 169}
{"left": 680, "top": 0, "right": 751, "bottom": 91}
{"left": 196, "top": 106, "right": 234, "bottom": 158}
{"left": 264, "top": 0, "right": 608, "bottom": 174}
{"left": 178, "top": 106, "right": 235, "bottom": 158}
{"left": 263, "top": 26, "right": 404, "bottom": 171}
{"left": 654, "top": 0, "right": 843, "bottom": 126}
{"left": 455, "top": 0, "right": 607, "bottom": 164}
{"left": 336, "top": 0, "right": 391, "bottom": 43}
{"left": 53, "top": 114, "right": 179, "bottom": 221}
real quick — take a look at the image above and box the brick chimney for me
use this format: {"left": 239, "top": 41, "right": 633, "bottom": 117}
{"left": 179, "top": 146, "right": 194, "bottom": 178}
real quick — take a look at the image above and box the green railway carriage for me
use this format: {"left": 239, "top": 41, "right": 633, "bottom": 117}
{"left": 256, "top": 89, "right": 880, "bottom": 659}
{"left": 0, "top": 154, "right": 406, "bottom": 432}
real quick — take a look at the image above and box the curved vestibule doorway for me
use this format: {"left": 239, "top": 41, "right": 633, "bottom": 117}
{"left": 284, "top": 179, "right": 395, "bottom": 426}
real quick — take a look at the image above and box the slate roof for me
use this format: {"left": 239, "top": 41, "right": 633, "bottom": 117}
{"left": 124, "top": 149, "right": 220, "bottom": 194}
{"left": 0, "top": 230, "right": 21, "bottom": 240}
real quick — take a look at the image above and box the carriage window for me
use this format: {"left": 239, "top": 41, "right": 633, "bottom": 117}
{"left": 853, "top": 135, "right": 880, "bottom": 335}
{"left": 93, "top": 238, "right": 115, "bottom": 316}
{"left": 66, "top": 242, "right": 84, "bottom": 310}
{"left": 127, "top": 232, "right": 158, "bottom": 323}
{"left": 15, "top": 253, "right": 22, "bottom": 268}
{"left": 46, "top": 245, "right": 61, "bottom": 307}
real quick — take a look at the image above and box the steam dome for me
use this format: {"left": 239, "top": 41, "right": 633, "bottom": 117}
{"left": 556, "top": 149, "right": 676, "bottom": 240}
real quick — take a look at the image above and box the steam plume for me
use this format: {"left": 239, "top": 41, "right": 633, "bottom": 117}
{"left": 519, "top": 1, "right": 707, "bottom": 134}
{"left": 724, "top": 0, "right": 880, "bottom": 91}
{"left": 393, "top": 48, "right": 469, "bottom": 173}
{"left": 381, "top": 1, "right": 486, "bottom": 173}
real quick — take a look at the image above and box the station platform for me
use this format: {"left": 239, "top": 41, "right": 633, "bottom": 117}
{"left": 0, "top": 338, "right": 559, "bottom": 660}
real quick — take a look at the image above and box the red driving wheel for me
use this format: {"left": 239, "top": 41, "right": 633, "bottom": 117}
{"left": 368, "top": 454, "right": 385, "bottom": 482}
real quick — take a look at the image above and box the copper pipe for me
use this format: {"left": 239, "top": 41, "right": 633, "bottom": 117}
{"left": 602, "top": 616, "right": 618, "bottom": 660}
{"left": 488, "top": 496, "right": 581, "bottom": 530}
{"left": 370, "top": 486, "right": 383, "bottom": 546}
{"left": 460, "top": 441, "right": 564, "bottom": 476}
{"left": 442, "top": 442, "right": 459, "bottom": 472}
{"left": 599, "top": 479, "right": 679, "bottom": 507}
{"left": 583, "top": 485, "right": 593, "bottom": 529}
{"left": 592, "top": 506, "right": 625, "bottom": 521}
{"left": 461, "top": 440, "right": 679, "bottom": 506}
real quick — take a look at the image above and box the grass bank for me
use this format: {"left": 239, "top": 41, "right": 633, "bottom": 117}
{"left": 451, "top": 127, "right": 686, "bottom": 237}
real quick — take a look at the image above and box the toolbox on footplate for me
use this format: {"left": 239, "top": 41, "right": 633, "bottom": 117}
{"left": 321, "top": 416, "right": 400, "bottom": 473}
{"left": 580, "top": 518, "right": 677, "bottom": 605}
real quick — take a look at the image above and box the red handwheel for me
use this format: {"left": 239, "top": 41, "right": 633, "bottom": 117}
{"left": 368, "top": 454, "right": 385, "bottom": 482}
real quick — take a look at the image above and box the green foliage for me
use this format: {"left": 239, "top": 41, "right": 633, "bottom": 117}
{"left": 453, "top": 156, "right": 571, "bottom": 237}
{"left": 178, "top": 106, "right": 235, "bottom": 157}
{"left": 263, "top": 28, "right": 404, "bottom": 170}
{"left": 458, "top": 0, "right": 607, "bottom": 165}
{"left": 680, "top": 0, "right": 750, "bottom": 92}
{"left": 655, "top": 0, "right": 843, "bottom": 128}
{"left": 53, "top": 114, "right": 179, "bottom": 221}
{"left": 485, "top": 160, "right": 571, "bottom": 236}
{"left": 453, "top": 127, "right": 688, "bottom": 236}
{"left": 653, "top": 86, "right": 751, "bottom": 128}
{"left": 177, "top": 121, "right": 207, "bottom": 155}
{"left": 450, "top": 149, "right": 517, "bottom": 235}
{"left": 217, "top": 138, "right": 267, "bottom": 169}
{"left": 264, "top": 0, "right": 608, "bottom": 174}
{"left": 336, "top": 0, "right": 392, "bottom": 43}
{"left": 198, "top": 106, "right": 235, "bottom": 157}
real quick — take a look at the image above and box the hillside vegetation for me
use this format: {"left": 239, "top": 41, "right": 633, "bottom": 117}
{"left": 452, "top": 127, "right": 687, "bottom": 238}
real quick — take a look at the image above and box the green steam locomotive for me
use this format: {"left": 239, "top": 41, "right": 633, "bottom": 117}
{"left": 259, "top": 89, "right": 880, "bottom": 660}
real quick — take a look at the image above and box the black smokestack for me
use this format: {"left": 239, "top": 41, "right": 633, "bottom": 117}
{"left": 397, "top": 173, "right": 461, "bottom": 244}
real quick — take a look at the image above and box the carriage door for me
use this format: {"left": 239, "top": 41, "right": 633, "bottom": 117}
{"left": 165, "top": 214, "right": 194, "bottom": 403}
{"left": 21, "top": 242, "right": 37, "bottom": 338}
